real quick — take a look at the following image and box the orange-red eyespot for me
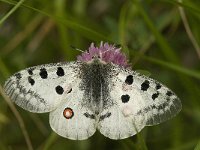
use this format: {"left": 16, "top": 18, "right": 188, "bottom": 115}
{"left": 63, "top": 107, "right": 74, "bottom": 119}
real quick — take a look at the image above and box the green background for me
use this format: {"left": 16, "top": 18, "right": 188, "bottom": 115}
{"left": 0, "top": 0, "right": 200, "bottom": 150}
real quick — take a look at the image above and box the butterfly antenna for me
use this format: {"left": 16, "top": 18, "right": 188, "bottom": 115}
{"left": 70, "top": 45, "right": 85, "bottom": 53}
{"left": 115, "top": 44, "right": 122, "bottom": 48}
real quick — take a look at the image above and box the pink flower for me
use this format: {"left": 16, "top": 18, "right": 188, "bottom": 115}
{"left": 77, "top": 42, "right": 129, "bottom": 67}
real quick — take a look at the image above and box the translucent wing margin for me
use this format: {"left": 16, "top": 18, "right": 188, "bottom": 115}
{"left": 133, "top": 72, "right": 182, "bottom": 125}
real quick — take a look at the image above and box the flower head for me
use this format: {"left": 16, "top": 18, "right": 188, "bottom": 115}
{"left": 77, "top": 42, "right": 129, "bottom": 67}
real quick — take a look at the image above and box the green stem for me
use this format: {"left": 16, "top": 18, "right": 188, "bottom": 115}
{"left": 131, "top": 0, "right": 179, "bottom": 64}
{"left": 0, "top": 0, "right": 25, "bottom": 26}
{"left": 42, "top": 132, "right": 58, "bottom": 150}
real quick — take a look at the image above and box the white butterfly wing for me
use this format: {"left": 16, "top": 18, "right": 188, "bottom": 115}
{"left": 49, "top": 81, "right": 96, "bottom": 140}
{"left": 4, "top": 62, "right": 79, "bottom": 113}
{"left": 98, "top": 105, "right": 146, "bottom": 140}
{"left": 123, "top": 70, "right": 182, "bottom": 126}
{"left": 4, "top": 60, "right": 181, "bottom": 140}
{"left": 98, "top": 66, "right": 181, "bottom": 139}
{"left": 98, "top": 76, "right": 147, "bottom": 139}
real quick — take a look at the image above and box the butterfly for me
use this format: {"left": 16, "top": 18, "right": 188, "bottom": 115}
{"left": 3, "top": 42, "right": 182, "bottom": 140}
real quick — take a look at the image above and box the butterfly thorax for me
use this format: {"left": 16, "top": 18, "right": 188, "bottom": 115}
{"left": 79, "top": 59, "right": 113, "bottom": 115}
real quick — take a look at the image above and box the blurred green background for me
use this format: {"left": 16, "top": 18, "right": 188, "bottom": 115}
{"left": 0, "top": 0, "right": 200, "bottom": 150}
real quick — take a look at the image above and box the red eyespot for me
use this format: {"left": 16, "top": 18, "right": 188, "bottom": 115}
{"left": 63, "top": 107, "right": 74, "bottom": 119}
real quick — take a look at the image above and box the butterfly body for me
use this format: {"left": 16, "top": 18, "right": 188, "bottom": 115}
{"left": 4, "top": 42, "right": 182, "bottom": 140}
{"left": 79, "top": 58, "right": 112, "bottom": 115}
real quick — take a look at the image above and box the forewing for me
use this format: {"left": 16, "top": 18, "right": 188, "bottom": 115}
{"left": 98, "top": 65, "right": 181, "bottom": 139}
{"left": 4, "top": 62, "right": 80, "bottom": 113}
{"left": 49, "top": 79, "right": 97, "bottom": 140}
{"left": 116, "top": 67, "right": 182, "bottom": 125}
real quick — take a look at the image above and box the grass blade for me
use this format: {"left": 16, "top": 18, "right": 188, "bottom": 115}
{"left": 0, "top": 0, "right": 25, "bottom": 26}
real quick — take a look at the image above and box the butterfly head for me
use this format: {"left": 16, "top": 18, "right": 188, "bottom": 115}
{"left": 77, "top": 42, "right": 129, "bottom": 67}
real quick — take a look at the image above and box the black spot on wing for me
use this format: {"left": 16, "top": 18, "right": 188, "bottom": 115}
{"left": 141, "top": 80, "right": 150, "bottom": 91}
{"left": 84, "top": 112, "right": 95, "bottom": 119}
{"left": 121, "top": 94, "right": 130, "bottom": 103}
{"left": 39, "top": 68, "right": 48, "bottom": 79}
{"left": 67, "top": 88, "right": 72, "bottom": 93}
{"left": 27, "top": 68, "right": 34, "bottom": 75}
{"left": 15, "top": 73, "right": 22, "bottom": 79}
{"left": 55, "top": 85, "right": 64, "bottom": 95}
{"left": 152, "top": 92, "right": 159, "bottom": 100}
{"left": 125, "top": 75, "right": 133, "bottom": 85}
{"left": 166, "top": 91, "right": 173, "bottom": 96}
{"left": 28, "top": 76, "right": 35, "bottom": 86}
{"left": 56, "top": 67, "right": 65, "bottom": 77}
{"left": 99, "top": 112, "right": 111, "bottom": 121}
{"left": 156, "top": 83, "right": 161, "bottom": 90}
